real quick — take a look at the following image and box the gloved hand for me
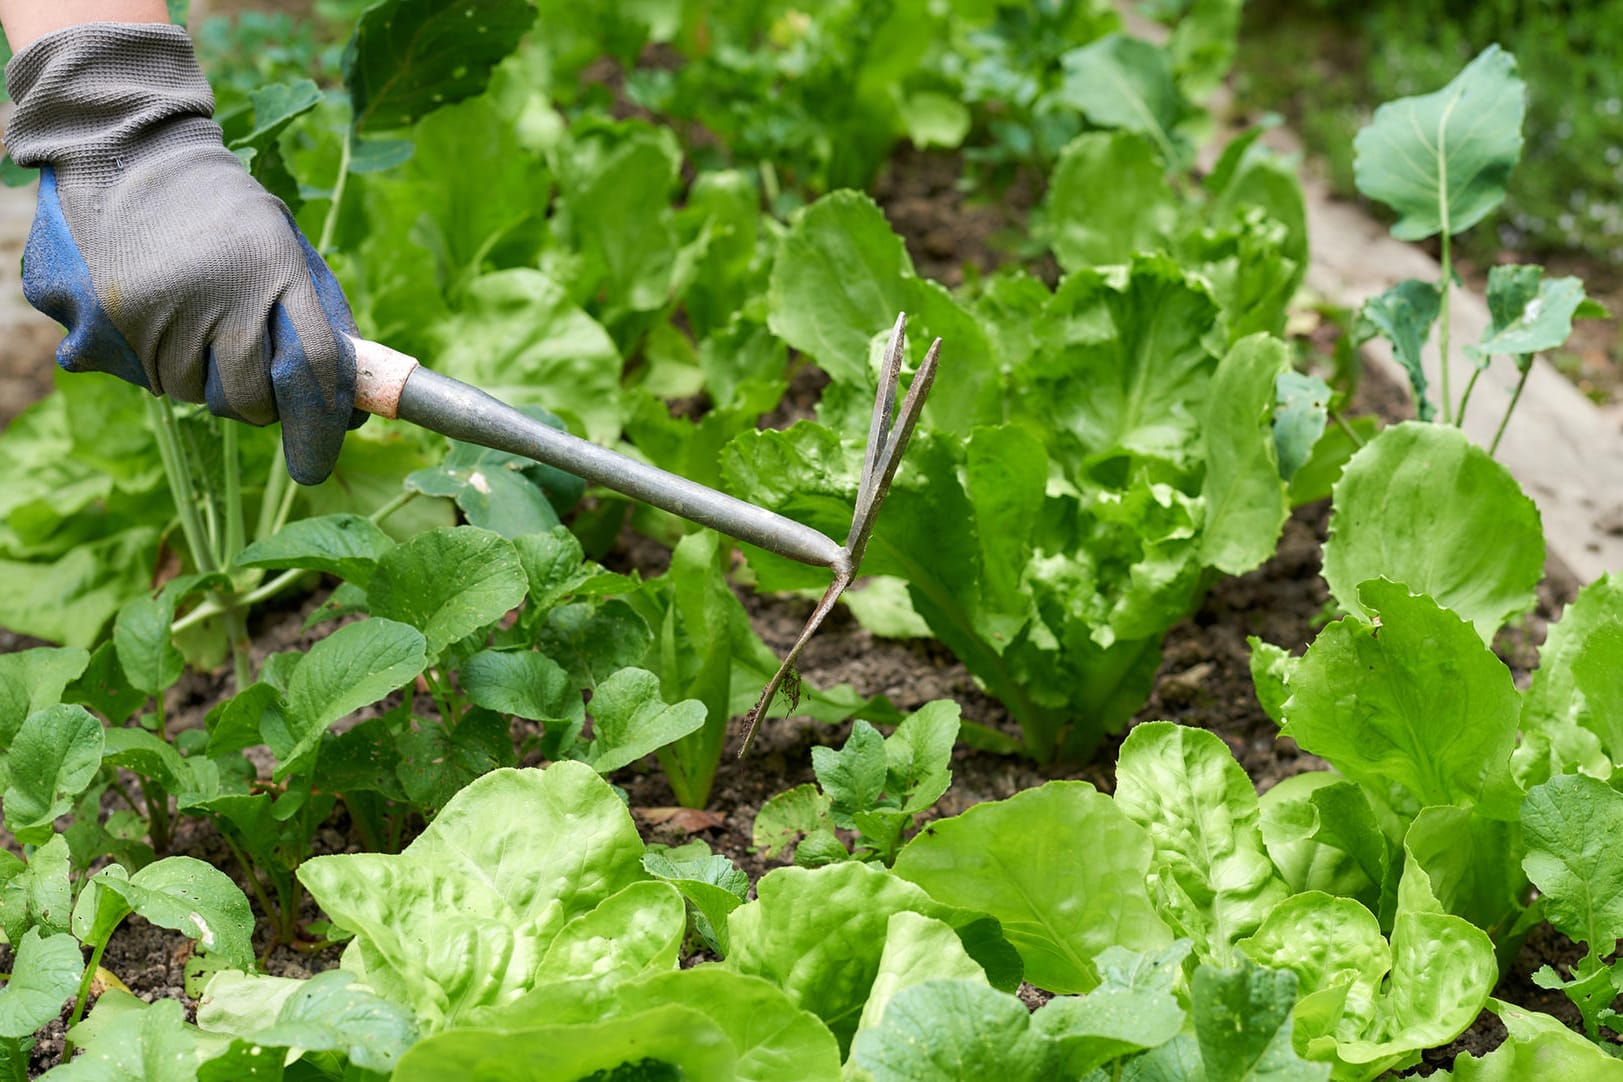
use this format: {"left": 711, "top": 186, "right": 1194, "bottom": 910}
{"left": 3, "top": 21, "right": 361, "bottom": 485}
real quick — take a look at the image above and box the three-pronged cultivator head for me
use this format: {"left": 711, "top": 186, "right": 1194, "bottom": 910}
{"left": 735, "top": 312, "right": 942, "bottom": 754}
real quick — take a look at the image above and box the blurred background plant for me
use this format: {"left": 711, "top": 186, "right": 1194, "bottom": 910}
{"left": 1235, "top": 0, "right": 1623, "bottom": 267}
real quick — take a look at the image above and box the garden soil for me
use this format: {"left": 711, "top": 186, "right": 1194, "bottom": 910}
{"left": 0, "top": 142, "right": 1610, "bottom": 1074}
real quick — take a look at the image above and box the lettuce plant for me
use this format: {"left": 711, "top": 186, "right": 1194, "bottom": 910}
{"left": 1520, "top": 775, "right": 1623, "bottom": 1043}
{"left": 886, "top": 727, "right": 1499, "bottom": 1079}
{"left": 753, "top": 700, "right": 960, "bottom": 866}
{"left": 726, "top": 190, "right": 1309, "bottom": 760}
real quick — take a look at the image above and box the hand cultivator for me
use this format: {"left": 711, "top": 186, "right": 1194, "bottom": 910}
{"left": 352, "top": 312, "right": 942, "bottom": 753}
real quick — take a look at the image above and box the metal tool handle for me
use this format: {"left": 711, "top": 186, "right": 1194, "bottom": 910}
{"left": 350, "top": 337, "right": 849, "bottom": 572}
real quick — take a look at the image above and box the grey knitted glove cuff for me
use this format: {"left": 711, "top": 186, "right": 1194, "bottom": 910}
{"left": 3, "top": 22, "right": 220, "bottom": 187}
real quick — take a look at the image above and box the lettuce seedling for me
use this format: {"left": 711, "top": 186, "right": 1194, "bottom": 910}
{"left": 1520, "top": 774, "right": 1623, "bottom": 1043}
{"left": 297, "top": 762, "right": 686, "bottom": 1032}
{"left": 753, "top": 701, "right": 960, "bottom": 866}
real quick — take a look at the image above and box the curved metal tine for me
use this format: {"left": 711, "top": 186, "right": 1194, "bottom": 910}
{"left": 845, "top": 336, "right": 940, "bottom": 573}
{"left": 848, "top": 312, "right": 908, "bottom": 549}
{"left": 734, "top": 568, "right": 851, "bottom": 757}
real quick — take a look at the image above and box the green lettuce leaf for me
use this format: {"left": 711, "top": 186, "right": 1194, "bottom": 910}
{"left": 298, "top": 762, "right": 661, "bottom": 1030}
{"left": 1114, "top": 723, "right": 1289, "bottom": 964}
{"left": 724, "top": 861, "right": 1019, "bottom": 1052}
{"left": 1322, "top": 423, "right": 1543, "bottom": 642}
{"left": 1281, "top": 580, "right": 1520, "bottom": 814}
{"left": 892, "top": 780, "right": 1170, "bottom": 993}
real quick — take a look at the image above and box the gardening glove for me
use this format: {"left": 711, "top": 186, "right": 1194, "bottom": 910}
{"left": 3, "top": 21, "right": 361, "bottom": 485}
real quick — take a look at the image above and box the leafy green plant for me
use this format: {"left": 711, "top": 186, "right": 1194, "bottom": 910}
{"left": 1246, "top": 425, "right": 1623, "bottom": 996}
{"left": 1350, "top": 46, "right": 1606, "bottom": 445}
{"left": 1519, "top": 774, "right": 1623, "bottom": 1044}
{"left": 886, "top": 728, "right": 1497, "bottom": 1078}
{"left": 891, "top": 779, "right": 1171, "bottom": 994}
{"left": 753, "top": 701, "right": 960, "bottom": 866}
{"left": 725, "top": 188, "right": 1308, "bottom": 759}
{"left": 1439, "top": 999, "right": 1623, "bottom": 1079}
{"left": 0, "top": 828, "right": 254, "bottom": 1069}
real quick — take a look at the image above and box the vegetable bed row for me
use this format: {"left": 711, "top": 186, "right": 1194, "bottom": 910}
{"left": 0, "top": 0, "right": 1618, "bottom": 1078}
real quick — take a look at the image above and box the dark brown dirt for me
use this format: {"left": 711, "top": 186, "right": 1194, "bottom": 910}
{"left": 872, "top": 144, "right": 1058, "bottom": 290}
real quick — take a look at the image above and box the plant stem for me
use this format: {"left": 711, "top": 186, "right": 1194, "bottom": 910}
{"left": 1456, "top": 364, "right": 1485, "bottom": 426}
{"left": 1330, "top": 411, "right": 1366, "bottom": 450}
{"left": 218, "top": 831, "right": 278, "bottom": 932}
{"left": 371, "top": 488, "right": 418, "bottom": 525}
{"left": 184, "top": 421, "right": 223, "bottom": 564}
{"left": 142, "top": 776, "right": 171, "bottom": 855}
{"left": 424, "top": 669, "right": 457, "bottom": 726}
{"left": 62, "top": 936, "right": 111, "bottom": 1058}
{"left": 217, "top": 423, "right": 255, "bottom": 692}
{"left": 220, "top": 423, "right": 246, "bottom": 563}
{"left": 145, "top": 397, "right": 217, "bottom": 574}
{"left": 223, "top": 607, "right": 253, "bottom": 694}
{"left": 1489, "top": 363, "right": 1533, "bottom": 458}
{"left": 173, "top": 569, "right": 304, "bottom": 634}
{"left": 1438, "top": 230, "right": 1454, "bottom": 425}
{"left": 255, "top": 455, "right": 291, "bottom": 543}
{"left": 758, "top": 160, "right": 779, "bottom": 211}
{"left": 317, "top": 128, "right": 353, "bottom": 256}
{"left": 267, "top": 469, "right": 299, "bottom": 539}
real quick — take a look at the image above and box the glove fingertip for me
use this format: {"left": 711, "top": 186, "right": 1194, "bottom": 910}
{"left": 269, "top": 304, "right": 354, "bottom": 486}
{"left": 281, "top": 423, "right": 343, "bottom": 486}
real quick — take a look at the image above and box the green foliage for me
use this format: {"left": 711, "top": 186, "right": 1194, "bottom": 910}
{"left": 5, "top": 4, "right": 1614, "bottom": 1074}
{"left": 1201, "top": 335, "right": 1292, "bottom": 573}
{"left": 0, "top": 930, "right": 82, "bottom": 1039}
{"left": 725, "top": 861, "right": 1021, "bottom": 1052}
{"left": 1439, "top": 999, "right": 1623, "bottom": 1079}
{"left": 1470, "top": 267, "right": 1606, "bottom": 365}
{"left": 1240, "top": 881, "right": 1497, "bottom": 1078}
{"left": 1353, "top": 46, "right": 1524, "bottom": 242}
{"left": 343, "top": 0, "right": 536, "bottom": 132}
{"left": 892, "top": 781, "right": 1170, "bottom": 994}
{"left": 235, "top": 513, "right": 394, "bottom": 586}
{"left": 1518, "top": 574, "right": 1623, "bottom": 783}
{"left": 1354, "top": 280, "right": 1440, "bottom": 420}
{"left": 299, "top": 763, "right": 666, "bottom": 1030}
{"left": 1346, "top": 45, "right": 1604, "bottom": 434}
{"left": 1114, "top": 723, "right": 1289, "bottom": 965}
{"left": 1055, "top": 35, "right": 1194, "bottom": 167}
{"left": 1322, "top": 424, "right": 1543, "bottom": 643}
{"left": 733, "top": 191, "right": 1301, "bottom": 760}
{"left": 753, "top": 702, "right": 960, "bottom": 866}
{"left": 1283, "top": 581, "right": 1521, "bottom": 812}
{"left": 1520, "top": 775, "right": 1623, "bottom": 1042}
{"left": 404, "top": 417, "right": 584, "bottom": 538}
{"left": 367, "top": 527, "right": 528, "bottom": 660}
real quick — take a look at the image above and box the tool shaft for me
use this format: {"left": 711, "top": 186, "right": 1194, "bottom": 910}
{"left": 391, "top": 365, "right": 849, "bottom": 571}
